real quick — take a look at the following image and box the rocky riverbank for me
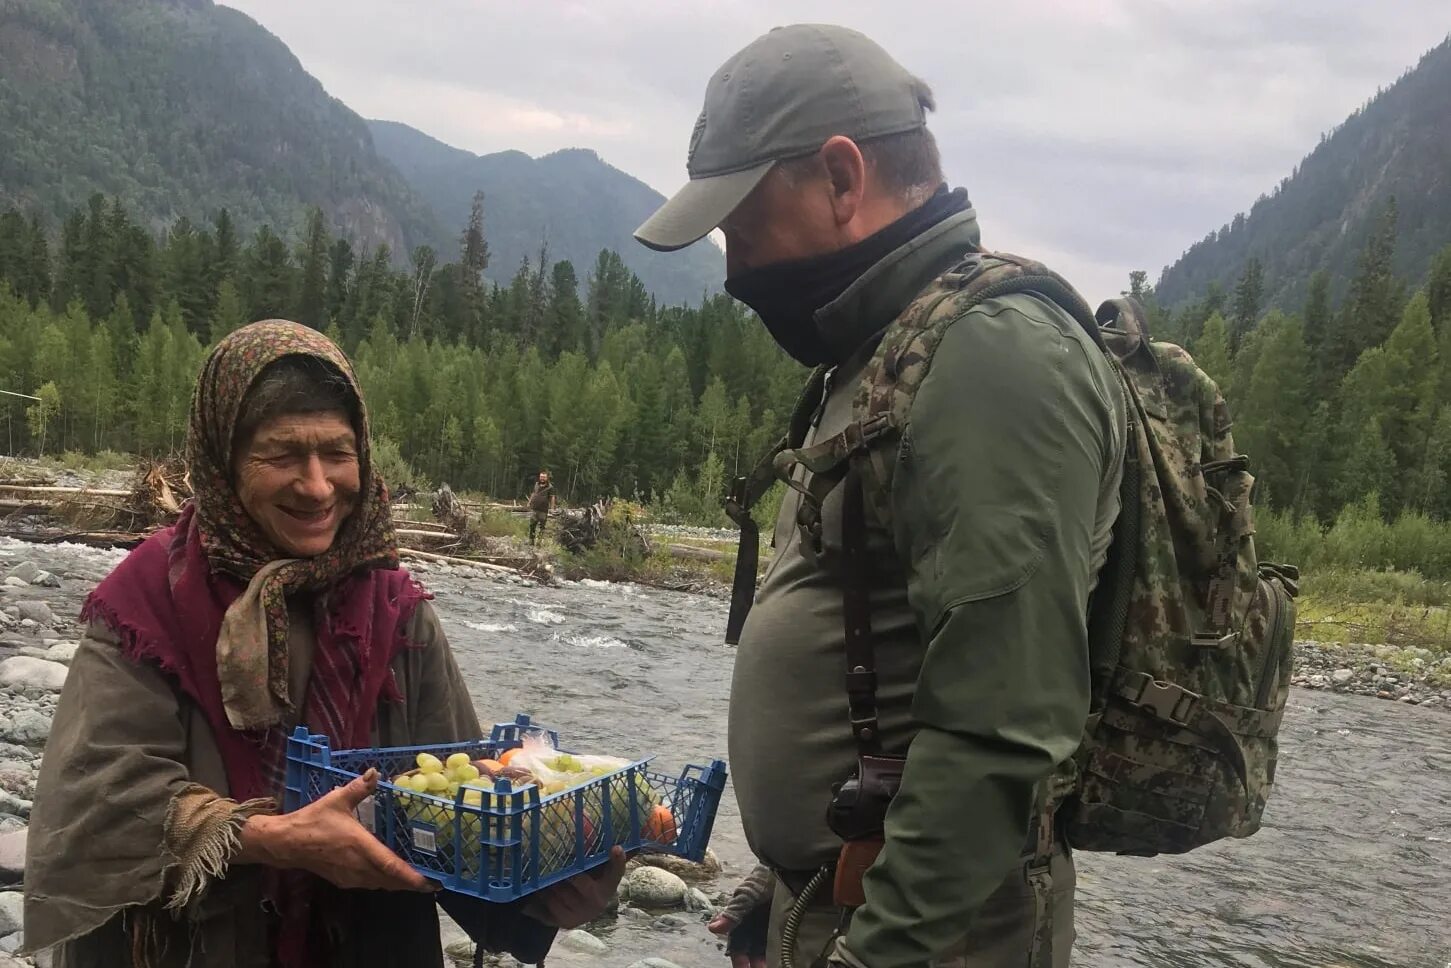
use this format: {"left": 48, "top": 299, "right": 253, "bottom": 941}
{"left": 1291, "top": 639, "right": 1451, "bottom": 709}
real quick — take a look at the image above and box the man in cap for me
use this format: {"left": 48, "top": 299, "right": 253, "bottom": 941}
{"left": 637, "top": 24, "right": 1125, "bottom": 968}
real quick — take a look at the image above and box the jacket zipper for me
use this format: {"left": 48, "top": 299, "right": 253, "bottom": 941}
{"left": 1253, "top": 579, "right": 1289, "bottom": 709}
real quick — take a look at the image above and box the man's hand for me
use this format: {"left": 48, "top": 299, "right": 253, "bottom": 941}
{"left": 709, "top": 911, "right": 769, "bottom": 968}
{"left": 238, "top": 768, "right": 435, "bottom": 893}
{"left": 529, "top": 845, "right": 628, "bottom": 929}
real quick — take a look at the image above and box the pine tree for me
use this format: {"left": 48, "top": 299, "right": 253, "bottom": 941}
{"left": 327, "top": 238, "right": 354, "bottom": 326}
{"left": 1233, "top": 312, "right": 1309, "bottom": 506}
{"left": 210, "top": 279, "right": 246, "bottom": 339}
{"left": 1336, "top": 415, "right": 1395, "bottom": 512}
{"left": 1192, "top": 312, "right": 1233, "bottom": 389}
{"left": 244, "top": 225, "right": 295, "bottom": 321}
{"left": 1428, "top": 244, "right": 1451, "bottom": 330}
{"left": 212, "top": 208, "right": 239, "bottom": 285}
{"left": 1409, "top": 407, "right": 1451, "bottom": 518}
{"left": 1230, "top": 256, "right": 1264, "bottom": 348}
{"left": 549, "top": 260, "right": 584, "bottom": 356}
{"left": 24, "top": 216, "right": 51, "bottom": 308}
{"left": 1325, "top": 199, "right": 1405, "bottom": 383}
{"left": 297, "top": 208, "right": 330, "bottom": 330}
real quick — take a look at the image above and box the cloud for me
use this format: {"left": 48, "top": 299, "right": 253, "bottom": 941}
{"left": 222, "top": 0, "right": 1451, "bottom": 301}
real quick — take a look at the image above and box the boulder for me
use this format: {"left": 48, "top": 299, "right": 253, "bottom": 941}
{"left": 1, "top": 709, "right": 52, "bottom": 745}
{"left": 0, "top": 791, "right": 28, "bottom": 821}
{"left": 15, "top": 603, "right": 52, "bottom": 626}
{"left": 622, "top": 866, "right": 687, "bottom": 909}
{"left": 2, "top": 565, "right": 37, "bottom": 585}
{"left": 0, "top": 656, "right": 69, "bottom": 692}
{"left": 44, "top": 641, "right": 78, "bottom": 665}
{"left": 0, "top": 891, "right": 21, "bottom": 935}
{"left": 0, "top": 829, "right": 24, "bottom": 885}
{"left": 557, "top": 929, "right": 609, "bottom": 954}
{"left": 0, "top": 933, "right": 19, "bottom": 954}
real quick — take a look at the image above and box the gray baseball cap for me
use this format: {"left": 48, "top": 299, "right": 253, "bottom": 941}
{"left": 634, "top": 24, "right": 930, "bottom": 252}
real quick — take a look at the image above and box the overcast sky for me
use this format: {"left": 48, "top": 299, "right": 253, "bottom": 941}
{"left": 222, "top": 0, "right": 1450, "bottom": 303}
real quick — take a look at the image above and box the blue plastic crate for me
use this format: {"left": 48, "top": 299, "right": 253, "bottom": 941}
{"left": 283, "top": 714, "right": 728, "bottom": 902}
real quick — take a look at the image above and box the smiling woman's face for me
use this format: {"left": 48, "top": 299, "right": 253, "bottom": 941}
{"left": 234, "top": 410, "right": 360, "bottom": 558}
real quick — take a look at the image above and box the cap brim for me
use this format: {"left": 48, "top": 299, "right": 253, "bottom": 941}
{"left": 634, "top": 161, "right": 775, "bottom": 252}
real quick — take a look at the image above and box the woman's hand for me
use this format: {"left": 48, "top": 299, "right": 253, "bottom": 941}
{"left": 528, "top": 845, "right": 628, "bottom": 929}
{"left": 238, "top": 768, "right": 435, "bottom": 893}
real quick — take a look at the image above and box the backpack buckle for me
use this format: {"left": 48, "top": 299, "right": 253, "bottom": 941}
{"left": 1121, "top": 673, "right": 1200, "bottom": 727}
{"left": 1191, "top": 630, "right": 1237, "bottom": 649}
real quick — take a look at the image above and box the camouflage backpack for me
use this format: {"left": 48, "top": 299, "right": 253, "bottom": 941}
{"left": 724, "top": 251, "right": 1299, "bottom": 857}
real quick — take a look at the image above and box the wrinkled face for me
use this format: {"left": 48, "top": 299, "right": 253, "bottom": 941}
{"left": 234, "top": 410, "right": 361, "bottom": 558}
{"left": 538, "top": 473, "right": 549, "bottom": 485}
{"left": 720, "top": 164, "right": 843, "bottom": 276}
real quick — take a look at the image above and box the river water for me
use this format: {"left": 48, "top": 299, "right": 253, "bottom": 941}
{"left": 4, "top": 540, "right": 1449, "bottom": 968}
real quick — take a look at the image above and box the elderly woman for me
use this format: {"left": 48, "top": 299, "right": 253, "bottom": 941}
{"left": 23, "top": 322, "right": 622, "bottom": 967}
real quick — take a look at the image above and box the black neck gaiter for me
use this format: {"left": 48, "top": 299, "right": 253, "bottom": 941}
{"left": 724, "top": 185, "right": 971, "bottom": 366}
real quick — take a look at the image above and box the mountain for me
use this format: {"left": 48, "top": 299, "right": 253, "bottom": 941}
{"left": 368, "top": 120, "right": 723, "bottom": 307}
{"left": 1156, "top": 36, "right": 1451, "bottom": 311}
{"left": 0, "top": 0, "right": 443, "bottom": 254}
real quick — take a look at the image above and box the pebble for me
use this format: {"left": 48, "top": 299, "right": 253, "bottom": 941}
{"left": 1, "top": 709, "right": 52, "bottom": 745}
{"left": 16, "top": 603, "right": 52, "bottom": 626}
{"left": 16, "top": 621, "right": 33, "bottom": 631}
{"left": 3, "top": 565, "right": 37, "bottom": 585}
{"left": 31, "top": 572, "right": 59, "bottom": 589}
{"left": 1332, "top": 668, "right": 1354, "bottom": 684}
{"left": 652, "top": 913, "right": 690, "bottom": 930}
{"left": 0, "top": 656, "right": 69, "bottom": 693}
{"left": 622, "top": 866, "right": 688, "bottom": 908}
{"left": 619, "top": 906, "right": 652, "bottom": 922}
{"left": 0, "top": 581, "right": 25, "bottom": 591}
{"left": 557, "top": 929, "right": 609, "bottom": 954}
{"left": 0, "top": 891, "right": 21, "bottom": 935}
{"left": 0, "top": 829, "right": 25, "bottom": 885}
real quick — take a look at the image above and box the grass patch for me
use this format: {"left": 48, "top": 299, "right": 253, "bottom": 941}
{"left": 1297, "top": 597, "right": 1451, "bottom": 654}
{"left": 479, "top": 507, "right": 528, "bottom": 541}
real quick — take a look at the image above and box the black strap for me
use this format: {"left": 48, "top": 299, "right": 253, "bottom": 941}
{"left": 842, "top": 465, "right": 881, "bottom": 754}
{"left": 1086, "top": 382, "right": 1141, "bottom": 709}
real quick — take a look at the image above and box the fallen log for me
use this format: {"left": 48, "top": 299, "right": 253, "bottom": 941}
{"left": 0, "top": 528, "right": 152, "bottom": 549}
{"left": 664, "top": 542, "right": 731, "bottom": 563}
{"left": 395, "top": 528, "right": 461, "bottom": 544}
{"left": 0, "top": 484, "right": 132, "bottom": 498}
{"left": 398, "top": 547, "right": 539, "bottom": 578}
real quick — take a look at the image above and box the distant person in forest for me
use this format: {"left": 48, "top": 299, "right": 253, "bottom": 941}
{"left": 636, "top": 24, "right": 1125, "bottom": 968}
{"left": 528, "top": 469, "right": 556, "bottom": 546}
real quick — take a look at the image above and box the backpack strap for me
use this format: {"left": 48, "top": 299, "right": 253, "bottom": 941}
{"left": 723, "top": 366, "right": 831, "bottom": 644}
{"left": 841, "top": 463, "right": 882, "bottom": 754}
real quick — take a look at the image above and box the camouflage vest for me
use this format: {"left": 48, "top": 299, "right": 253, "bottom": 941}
{"left": 724, "top": 251, "right": 1299, "bottom": 857}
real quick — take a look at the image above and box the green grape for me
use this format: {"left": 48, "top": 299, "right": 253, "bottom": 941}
{"left": 408, "top": 774, "right": 432, "bottom": 793}
{"left": 446, "top": 781, "right": 460, "bottom": 798}
{"left": 426, "top": 771, "right": 449, "bottom": 793}
{"left": 416, "top": 753, "right": 444, "bottom": 774}
{"left": 457, "top": 764, "right": 481, "bottom": 782}
{"left": 446, "top": 752, "right": 472, "bottom": 771}
{"left": 392, "top": 773, "right": 412, "bottom": 787}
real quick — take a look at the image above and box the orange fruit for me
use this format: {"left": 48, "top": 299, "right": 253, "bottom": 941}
{"left": 643, "top": 805, "right": 677, "bottom": 844}
{"left": 498, "top": 748, "right": 522, "bottom": 767}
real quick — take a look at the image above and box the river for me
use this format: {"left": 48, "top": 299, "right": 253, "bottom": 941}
{"left": 3, "top": 541, "right": 1449, "bottom": 967}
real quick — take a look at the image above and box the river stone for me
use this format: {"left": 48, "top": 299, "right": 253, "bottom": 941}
{"left": 30, "top": 572, "right": 59, "bottom": 589}
{"left": 443, "top": 938, "right": 476, "bottom": 965}
{"left": 684, "top": 887, "right": 715, "bottom": 913}
{"left": 0, "top": 791, "right": 29, "bottom": 820}
{"left": 0, "top": 891, "right": 20, "bottom": 935}
{"left": 44, "top": 641, "right": 78, "bottom": 664}
{"left": 619, "top": 905, "right": 651, "bottom": 921}
{"left": 1, "top": 709, "right": 52, "bottom": 745}
{"left": 0, "top": 829, "right": 24, "bottom": 885}
{"left": 3, "top": 565, "right": 37, "bottom": 586}
{"left": 634, "top": 847, "right": 722, "bottom": 882}
{"left": 623, "top": 866, "right": 687, "bottom": 908}
{"left": 15, "top": 603, "right": 52, "bottom": 627}
{"left": 0, "top": 933, "right": 19, "bottom": 954}
{"left": 627, "top": 960, "right": 686, "bottom": 968}
{"left": 557, "top": 929, "right": 609, "bottom": 954}
{"left": 652, "top": 913, "right": 690, "bottom": 930}
{"left": 1332, "top": 668, "right": 1354, "bottom": 684}
{"left": 0, "top": 657, "right": 68, "bottom": 692}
